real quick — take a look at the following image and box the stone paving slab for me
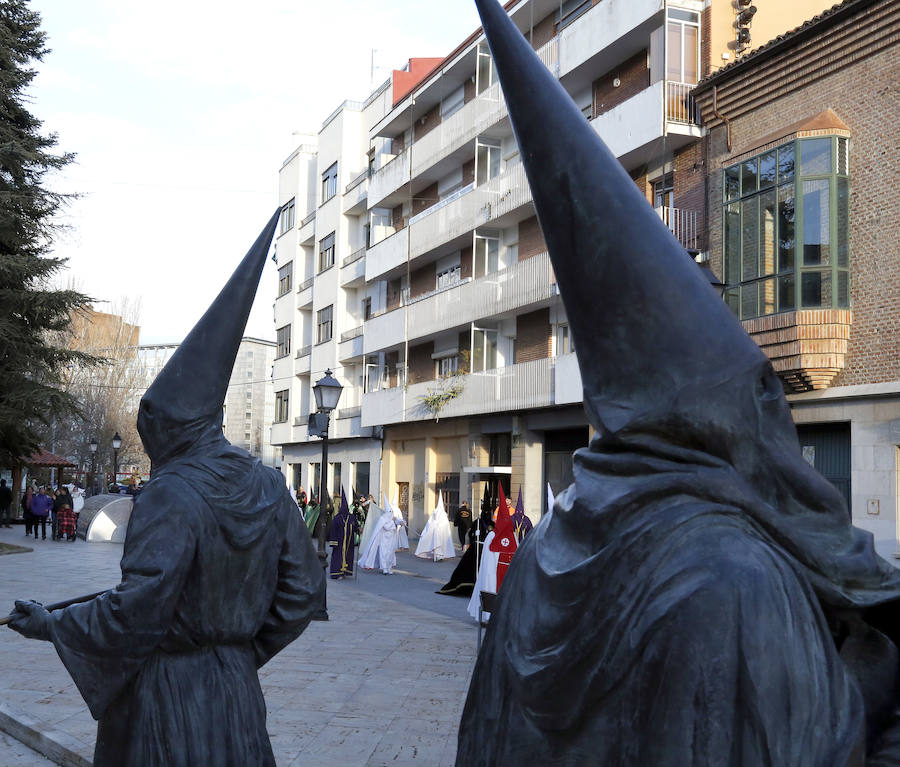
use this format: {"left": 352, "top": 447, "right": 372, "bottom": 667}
{"left": 0, "top": 528, "right": 478, "bottom": 766}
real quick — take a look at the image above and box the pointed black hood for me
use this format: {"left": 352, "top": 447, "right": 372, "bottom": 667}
{"left": 138, "top": 210, "right": 281, "bottom": 465}
{"left": 474, "top": 0, "right": 766, "bottom": 434}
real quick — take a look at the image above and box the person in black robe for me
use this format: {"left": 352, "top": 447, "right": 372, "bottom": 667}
{"left": 8, "top": 211, "right": 326, "bottom": 767}
{"left": 437, "top": 503, "right": 494, "bottom": 598}
{"left": 327, "top": 488, "right": 359, "bottom": 579}
{"left": 458, "top": 3, "right": 900, "bottom": 765}
{"left": 453, "top": 501, "right": 473, "bottom": 548}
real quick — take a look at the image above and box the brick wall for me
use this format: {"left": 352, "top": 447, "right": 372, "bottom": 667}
{"left": 413, "top": 182, "right": 439, "bottom": 217}
{"left": 518, "top": 216, "right": 547, "bottom": 260}
{"left": 673, "top": 141, "right": 706, "bottom": 250}
{"left": 464, "top": 77, "right": 476, "bottom": 104}
{"left": 516, "top": 309, "right": 552, "bottom": 363}
{"left": 387, "top": 279, "right": 402, "bottom": 312}
{"left": 408, "top": 342, "right": 435, "bottom": 385}
{"left": 462, "top": 158, "right": 475, "bottom": 187}
{"left": 410, "top": 262, "right": 435, "bottom": 299}
{"left": 630, "top": 170, "right": 653, "bottom": 204}
{"left": 527, "top": 12, "right": 556, "bottom": 50}
{"left": 701, "top": 2, "right": 900, "bottom": 386}
{"left": 415, "top": 104, "right": 441, "bottom": 141}
{"left": 458, "top": 331, "right": 471, "bottom": 372}
{"left": 592, "top": 50, "right": 649, "bottom": 118}
{"left": 391, "top": 135, "right": 405, "bottom": 155}
{"left": 460, "top": 245, "right": 473, "bottom": 280}
{"left": 392, "top": 204, "right": 406, "bottom": 231}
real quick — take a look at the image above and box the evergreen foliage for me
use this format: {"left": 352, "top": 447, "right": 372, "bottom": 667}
{"left": 0, "top": 0, "right": 94, "bottom": 461}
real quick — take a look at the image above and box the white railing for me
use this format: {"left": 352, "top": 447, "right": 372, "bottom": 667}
{"left": 656, "top": 206, "right": 699, "bottom": 251}
{"left": 666, "top": 81, "right": 700, "bottom": 125}
{"left": 341, "top": 247, "right": 366, "bottom": 268}
{"left": 368, "top": 150, "right": 410, "bottom": 206}
{"left": 340, "top": 325, "right": 364, "bottom": 342}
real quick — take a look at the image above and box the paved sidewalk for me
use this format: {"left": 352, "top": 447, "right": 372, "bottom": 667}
{"left": 0, "top": 528, "right": 478, "bottom": 766}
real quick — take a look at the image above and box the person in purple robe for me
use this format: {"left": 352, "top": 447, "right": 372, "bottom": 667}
{"left": 511, "top": 488, "right": 532, "bottom": 543}
{"left": 327, "top": 487, "right": 359, "bottom": 580}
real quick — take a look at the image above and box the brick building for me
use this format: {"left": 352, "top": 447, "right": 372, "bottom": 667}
{"left": 694, "top": 0, "right": 900, "bottom": 559}
{"left": 274, "top": 0, "right": 838, "bottom": 534}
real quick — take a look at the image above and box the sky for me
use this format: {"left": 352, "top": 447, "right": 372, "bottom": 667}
{"left": 27, "top": 0, "right": 483, "bottom": 344}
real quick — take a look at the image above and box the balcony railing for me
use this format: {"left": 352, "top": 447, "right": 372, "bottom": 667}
{"left": 337, "top": 405, "right": 361, "bottom": 420}
{"left": 656, "top": 206, "right": 699, "bottom": 251}
{"left": 297, "top": 277, "right": 314, "bottom": 293}
{"left": 344, "top": 170, "right": 368, "bottom": 194}
{"left": 340, "top": 325, "right": 364, "bottom": 343}
{"left": 300, "top": 210, "right": 316, "bottom": 227}
{"left": 294, "top": 344, "right": 312, "bottom": 359}
{"left": 341, "top": 247, "right": 366, "bottom": 268}
{"left": 666, "top": 81, "right": 700, "bottom": 125}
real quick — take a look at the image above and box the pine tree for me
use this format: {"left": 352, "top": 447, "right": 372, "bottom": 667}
{"left": 0, "top": 0, "right": 94, "bottom": 461}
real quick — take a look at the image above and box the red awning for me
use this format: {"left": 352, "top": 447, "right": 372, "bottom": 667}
{"left": 22, "top": 449, "right": 76, "bottom": 468}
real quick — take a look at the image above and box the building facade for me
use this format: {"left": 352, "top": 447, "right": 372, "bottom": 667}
{"left": 273, "top": 0, "right": 839, "bottom": 534}
{"left": 139, "top": 337, "right": 280, "bottom": 469}
{"left": 694, "top": 0, "right": 900, "bottom": 560}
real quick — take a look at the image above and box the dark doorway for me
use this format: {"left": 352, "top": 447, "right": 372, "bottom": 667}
{"left": 436, "top": 472, "right": 460, "bottom": 520}
{"left": 544, "top": 426, "right": 590, "bottom": 513}
{"left": 796, "top": 422, "right": 851, "bottom": 513}
{"left": 397, "top": 482, "right": 410, "bottom": 525}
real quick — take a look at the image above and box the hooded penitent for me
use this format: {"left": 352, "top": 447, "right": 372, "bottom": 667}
{"left": 457, "top": 2, "right": 900, "bottom": 765}
{"left": 327, "top": 487, "right": 359, "bottom": 579}
{"left": 28, "top": 212, "right": 327, "bottom": 767}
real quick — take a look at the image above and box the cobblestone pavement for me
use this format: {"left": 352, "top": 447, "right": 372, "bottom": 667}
{"left": 0, "top": 525, "right": 478, "bottom": 766}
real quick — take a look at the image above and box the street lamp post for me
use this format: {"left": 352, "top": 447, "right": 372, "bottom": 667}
{"left": 311, "top": 370, "right": 343, "bottom": 568}
{"left": 111, "top": 432, "right": 122, "bottom": 491}
{"left": 88, "top": 437, "right": 98, "bottom": 497}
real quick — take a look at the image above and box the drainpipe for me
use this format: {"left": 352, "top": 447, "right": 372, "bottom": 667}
{"left": 712, "top": 85, "right": 733, "bottom": 152}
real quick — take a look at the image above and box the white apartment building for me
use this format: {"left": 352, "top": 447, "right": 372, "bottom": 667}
{"left": 139, "top": 338, "right": 280, "bottom": 468}
{"left": 273, "top": 0, "right": 837, "bottom": 533}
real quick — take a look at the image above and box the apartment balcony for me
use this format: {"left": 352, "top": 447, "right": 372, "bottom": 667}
{"left": 364, "top": 251, "right": 555, "bottom": 355}
{"left": 558, "top": 0, "right": 663, "bottom": 83}
{"left": 297, "top": 210, "right": 316, "bottom": 247}
{"left": 270, "top": 420, "right": 292, "bottom": 447}
{"left": 340, "top": 247, "right": 366, "bottom": 287}
{"left": 338, "top": 326, "right": 364, "bottom": 362}
{"left": 363, "top": 355, "right": 583, "bottom": 427}
{"left": 368, "top": 151, "right": 410, "bottom": 209}
{"left": 367, "top": 161, "right": 531, "bottom": 283}
{"left": 591, "top": 79, "right": 702, "bottom": 170}
{"left": 294, "top": 344, "right": 312, "bottom": 375}
{"left": 297, "top": 277, "right": 313, "bottom": 309}
{"left": 343, "top": 170, "right": 368, "bottom": 215}
{"left": 656, "top": 206, "right": 700, "bottom": 252}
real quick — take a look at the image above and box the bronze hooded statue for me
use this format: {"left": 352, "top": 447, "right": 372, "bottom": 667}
{"left": 8, "top": 211, "right": 326, "bottom": 766}
{"left": 458, "top": 1, "right": 900, "bottom": 764}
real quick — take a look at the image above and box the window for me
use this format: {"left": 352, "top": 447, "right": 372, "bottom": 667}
{"left": 316, "top": 305, "right": 333, "bottom": 344}
{"left": 354, "top": 462, "right": 370, "bottom": 498}
{"left": 555, "top": 0, "right": 591, "bottom": 29}
{"left": 280, "top": 198, "right": 295, "bottom": 234}
{"left": 322, "top": 162, "right": 338, "bottom": 202}
{"left": 476, "top": 43, "right": 494, "bottom": 95}
{"left": 318, "top": 232, "right": 335, "bottom": 272}
{"left": 437, "top": 263, "right": 462, "bottom": 290}
{"left": 277, "top": 262, "right": 293, "bottom": 297}
{"left": 436, "top": 355, "right": 459, "bottom": 378}
{"left": 653, "top": 173, "right": 674, "bottom": 209}
{"left": 556, "top": 324, "right": 573, "bottom": 355}
{"left": 362, "top": 297, "right": 372, "bottom": 321}
{"left": 475, "top": 138, "right": 501, "bottom": 186}
{"left": 667, "top": 9, "right": 700, "bottom": 85}
{"left": 275, "top": 390, "right": 289, "bottom": 423}
{"left": 310, "top": 463, "right": 320, "bottom": 498}
{"left": 472, "top": 327, "right": 498, "bottom": 372}
{"left": 473, "top": 233, "right": 499, "bottom": 278}
{"left": 330, "top": 462, "right": 341, "bottom": 510}
{"left": 723, "top": 136, "right": 849, "bottom": 320}
{"left": 276, "top": 325, "right": 291, "bottom": 358}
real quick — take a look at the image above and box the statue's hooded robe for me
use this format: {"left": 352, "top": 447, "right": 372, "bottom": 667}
{"left": 458, "top": 2, "right": 900, "bottom": 765}
{"left": 47, "top": 211, "right": 326, "bottom": 766}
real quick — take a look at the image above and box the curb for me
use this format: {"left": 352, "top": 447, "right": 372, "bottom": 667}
{"left": 0, "top": 704, "right": 92, "bottom": 767}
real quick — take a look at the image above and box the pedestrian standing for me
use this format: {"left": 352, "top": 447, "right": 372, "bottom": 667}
{"left": 21, "top": 486, "right": 33, "bottom": 536}
{"left": 30, "top": 486, "right": 52, "bottom": 540}
{"left": 0, "top": 479, "right": 12, "bottom": 528}
{"left": 454, "top": 501, "right": 473, "bottom": 548}
{"left": 53, "top": 485, "right": 74, "bottom": 541}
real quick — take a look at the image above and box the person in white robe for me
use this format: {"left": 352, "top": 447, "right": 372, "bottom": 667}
{"left": 414, "top": 492, "right": 457, "bottom": 561}
{"left": 467, "top": 529, "right": 500, "bottom": 621}
{"left": 358, "top": 504, "right": 403, "bottom": 574}
{"left": 391, "top": 493, "right": 409, "bottom": 550}
{"left": 357, "top": 495, "right": 382, "bottom": 560}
